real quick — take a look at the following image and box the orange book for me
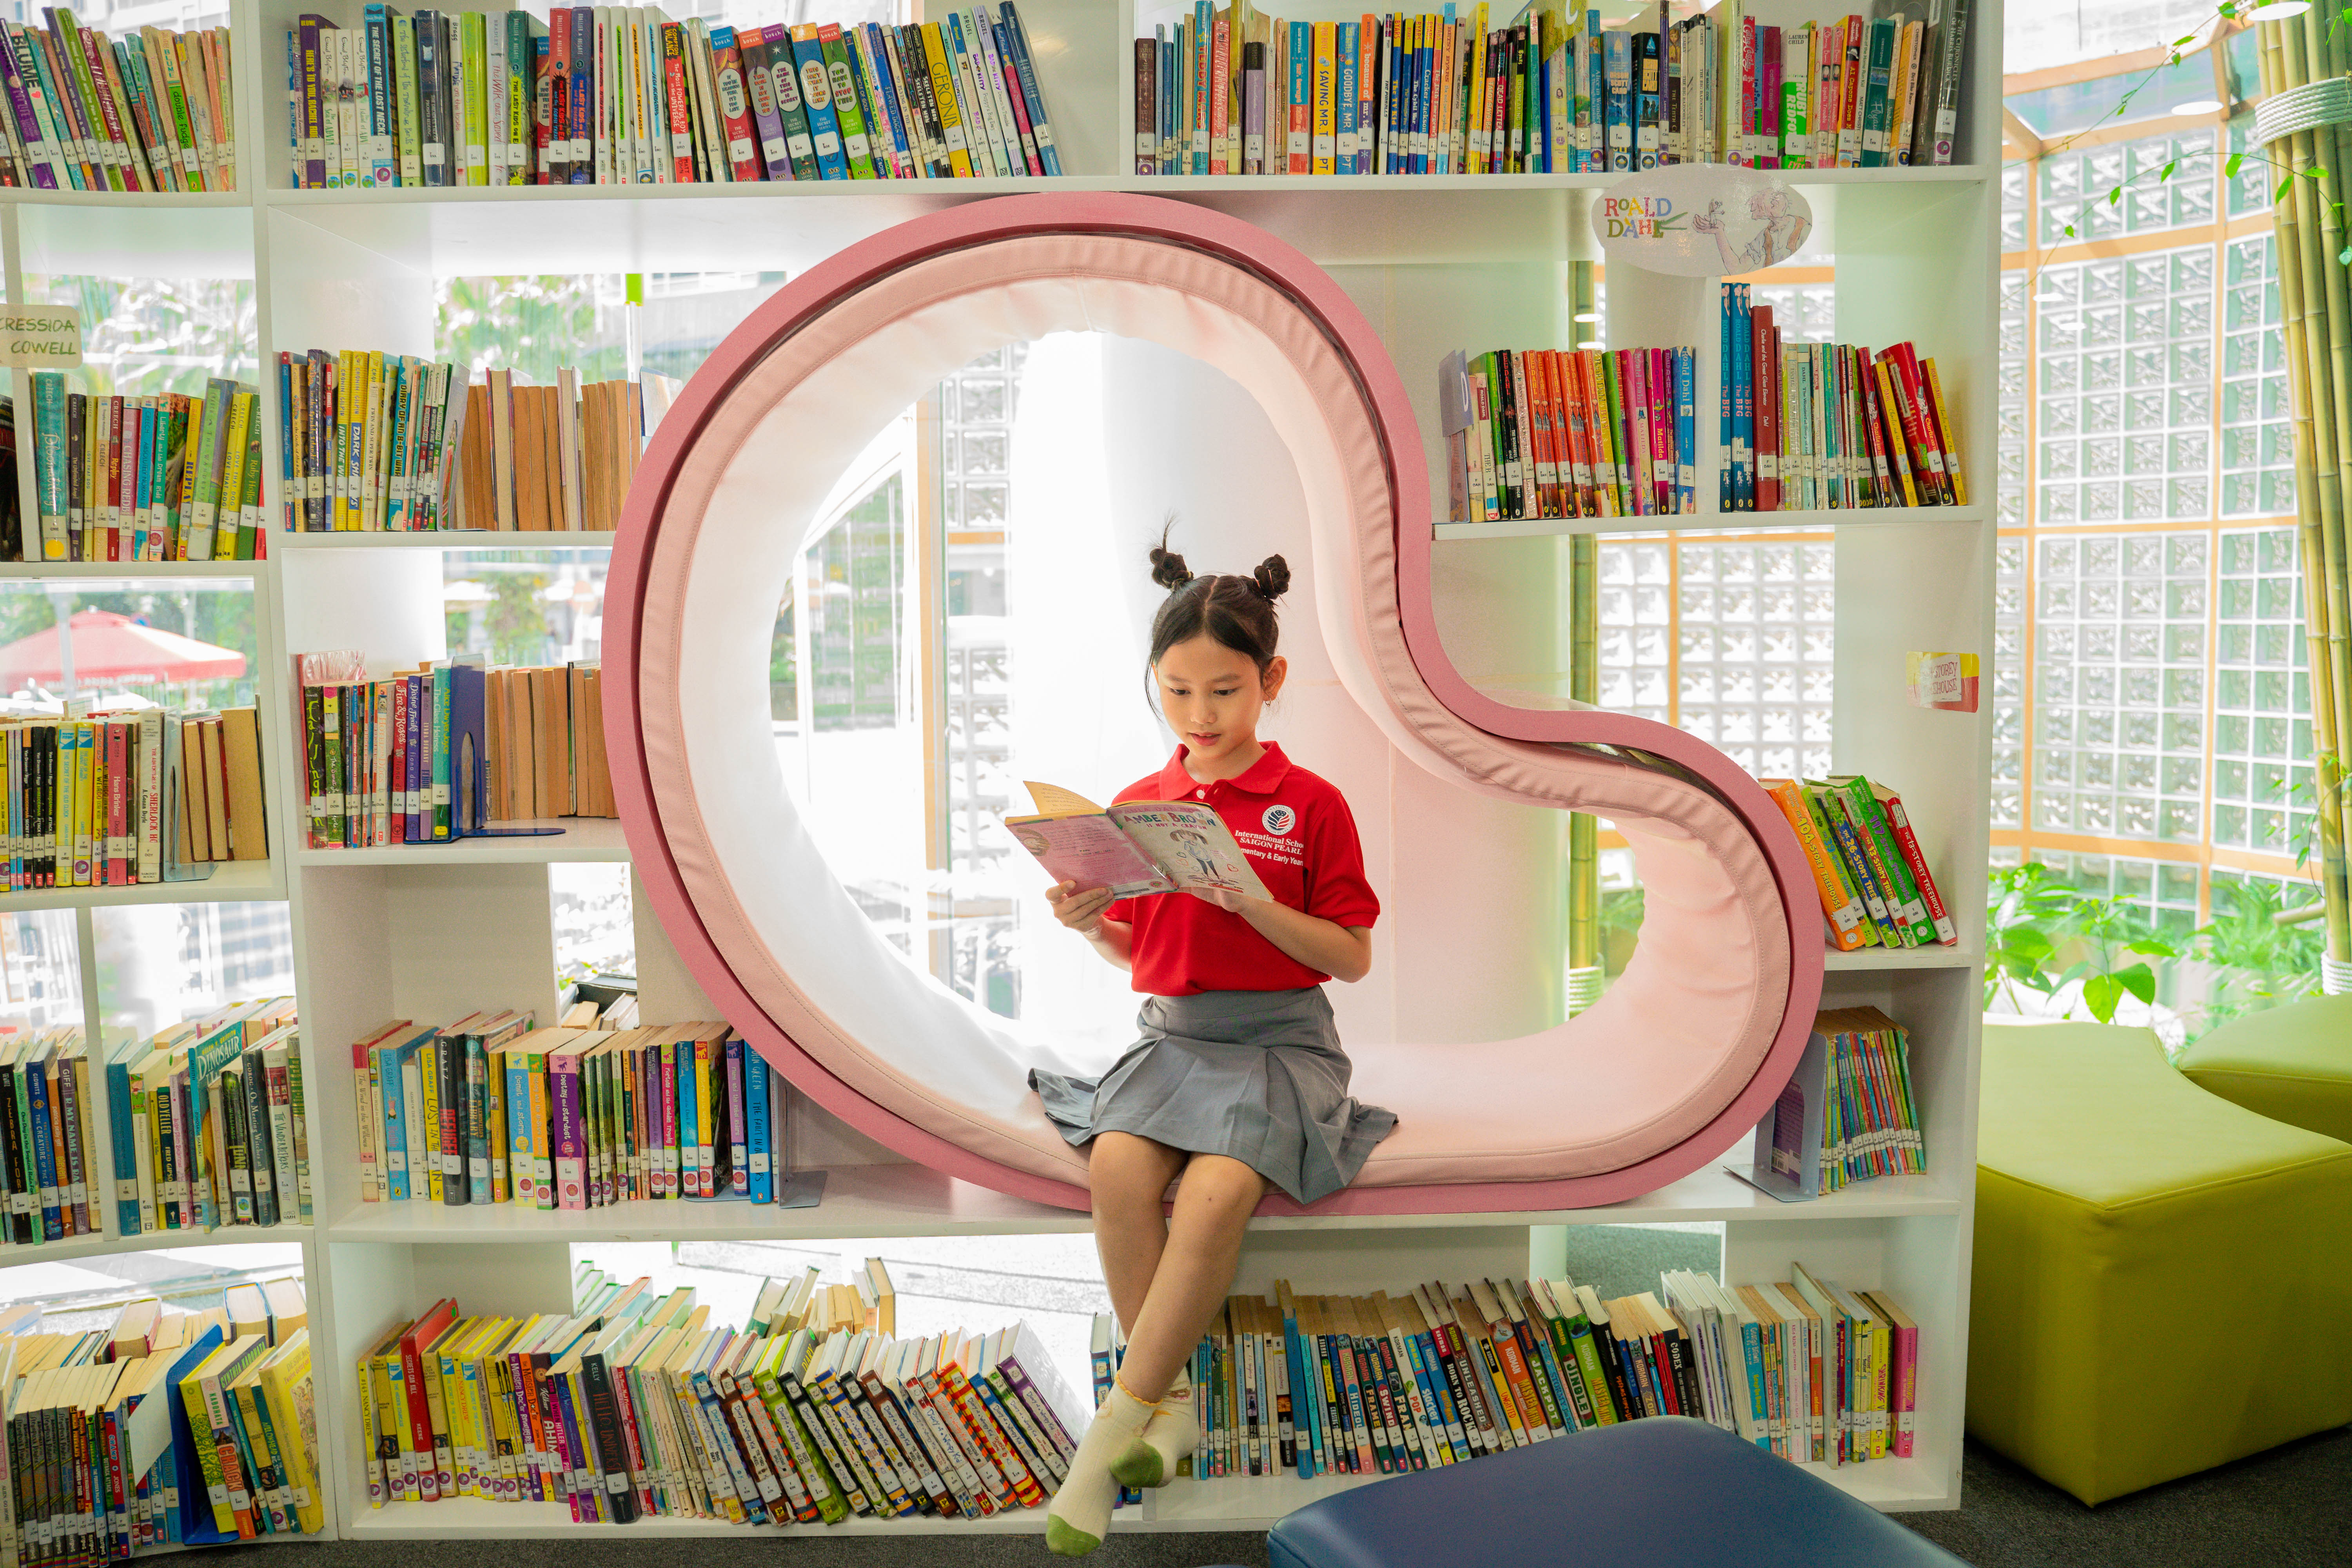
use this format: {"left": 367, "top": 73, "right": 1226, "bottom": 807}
{"left": 1762, "top": 778, "right": 1871, "bottom": 950}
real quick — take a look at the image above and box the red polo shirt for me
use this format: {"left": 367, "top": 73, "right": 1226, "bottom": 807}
{"left": 1106, "top": 742, "right": 1380, "bottom": 996}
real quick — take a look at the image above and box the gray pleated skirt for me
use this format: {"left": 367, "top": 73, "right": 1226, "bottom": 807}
{"left": 1028, "top": 987, "right": 1397, "bottom": 1205}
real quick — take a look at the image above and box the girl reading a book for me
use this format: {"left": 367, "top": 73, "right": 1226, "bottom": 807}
{"left": 1029, "top": 539, "right": 1392, "bottom": 1556}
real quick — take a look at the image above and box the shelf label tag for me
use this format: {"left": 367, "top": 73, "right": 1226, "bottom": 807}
{"left": 0, "top": 305, "right": 81, "bottom": 368}
{"left": 1594, "top": 165, "right": 1814, "bottom": 277}
{"left": 1907, "top": 651, "right": 1981, "bottom": 713}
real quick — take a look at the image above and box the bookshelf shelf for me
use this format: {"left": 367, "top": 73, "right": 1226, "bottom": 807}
{"left": 342, "top": 1494, "right": 1056, "bottom": 1539}
{"left": 1434, "top": 506, "right": 1991, "bottom": 540}
{"left": 0, "top": 859, "right": 283, "bottom": 912}
{"left": 274, "top": 532, "right": 614, "bottom": 550}
{"left": 0, "top": 560, "right": 271, "bottom": 579}
{"left": 1, "top": 0, "right": 1998, "bottom": 1539}
{"left": 294, "top": 818, "right": 629, "bottom": 866}
{"left": 0, "top": 1222, "right": 312, "bottom": 1270}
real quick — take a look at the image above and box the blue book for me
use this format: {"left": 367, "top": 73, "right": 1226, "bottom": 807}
{"left": 1585, "top": 12, "right": 1606, "bottom": 172}
{"left": 377, "top": 1027, "right": 430, "bottom": 1201}
{"left": 676, "top": 1038, "right": 699, "bottom": 1196}
{"left": 1286, "top": 20, "right": 1309, "bottom": 173}
{"left": 163, "top": 1325, "right": 234, "bottom": 1543}
{"left": 1382, "top": 20, "right": 1401, "bottom": 173}
{"left": 1410, "top": 17, "right": 1430, "bottom": 174}
{"left": 1603, "top": 31, "right": 1632, "bottom": 173}
{"left": 792, "top": 31, "right": 852, "bottom": 180}
{"left": 106, "top": 1042, "right": 140, "bottom": 1232}
{"left": 466, "top": 1033, "right": 491, "bottom": 1204}
{"left": 568, "top": 7, "right": 593, "bottom": 183}
{"left": 24, "top": 1044, "right": 60, "bottom": 1239}
{"left": 1720, "top": 285, "right": 1735, "bottom": 508}
{"left": 1732, "top": 283, "right": 1754, "bottom": 508}
{"left": 1633, "top": 31, "right": 1660, "bottom": 169}
{"left": 744, "top": 1046, "right": 771, "bottom": 1203}
{"left": 1676, "top": 346, "right": 1697, "bottom": 514}
{"left": 1335, "top": 21, "right": 1358, "bottom": 176}
{"left": 363, "top": 5, "right": 396, "bottom": 186}
{"left": 1193, "top": 2, "right": 1214, "bottom": 174}
{"left": 998, "top": 4, "right": 1060, "bottom": 174}
{"left": 724, "top": 1036, "right": 749, "bottom": 1196}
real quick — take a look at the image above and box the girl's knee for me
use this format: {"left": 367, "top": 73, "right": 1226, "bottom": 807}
{"left": 1090, "top": 1132, "right": 1180, "bottom": 1196}
{"left": 1178, "top": 1154, "right": 1266, "bottom": 1207}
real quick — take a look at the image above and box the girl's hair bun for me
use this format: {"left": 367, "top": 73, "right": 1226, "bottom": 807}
{"left": 1251, "top": 554, "right": 1292, "bottom": 602}
{"left": 1149, "top": 518, "right": 1194, "bottom": 591}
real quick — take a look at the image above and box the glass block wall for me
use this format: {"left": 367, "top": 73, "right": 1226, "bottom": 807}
{"left": 1998, "top": 81, "right": 2314, "bottom": 926}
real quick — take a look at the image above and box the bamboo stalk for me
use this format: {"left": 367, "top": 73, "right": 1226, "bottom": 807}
{"left": 2262, "top": 22, "right": 2352, "bottom": 961}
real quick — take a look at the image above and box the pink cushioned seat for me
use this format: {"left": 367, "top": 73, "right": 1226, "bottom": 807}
{"left": 606, "top": 195, "right": 1823, "bottom": 1216}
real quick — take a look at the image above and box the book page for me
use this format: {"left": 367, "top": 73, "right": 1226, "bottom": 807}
{"left": 1015, "top": 780, "right": 1107, "bottom": 818}
{"left": 1107, "top": 801, "right": 1272, "bottom": 901}
{"left": 1006, "top": 814, "right": 1171, "bottom": 900}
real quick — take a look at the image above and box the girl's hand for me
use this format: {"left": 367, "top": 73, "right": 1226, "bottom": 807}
{"left": 1185, "top": 885, "right": 1260, "bottom": 914}
{"left": 1047, "top": 880, "right": 1115, "bottom": 936}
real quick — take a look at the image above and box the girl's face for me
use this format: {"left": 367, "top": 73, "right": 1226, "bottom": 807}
{"left": 1153, "top": 633, "right": 1287, "bottom": 773}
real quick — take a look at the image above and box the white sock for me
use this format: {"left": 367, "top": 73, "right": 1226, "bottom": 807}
{"left": 1111, "top": 1369, "right": 1197, "bottom": 1488}
{"left": 1046, "top": 1379, "right": 1153, "bottom": 1556}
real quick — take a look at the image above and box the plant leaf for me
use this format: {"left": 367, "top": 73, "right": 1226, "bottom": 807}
{"left": 2118, "top": 962, "right": 2159, "bottom": 1006}
{"left": 2110, "top": 187, "right": 2124, "bottom": 207}
{"left": 2279, "top": 175, "right": 2298, "bottom": 200}
{"left": 2227, "top": 152, "right": 2243, "bottom": 178}
{"left": 2082, "top": 973, "right": 2124, "bottom": 1024}
{"left": 2161, "top": 160, "right": 2177, "bottom": 183}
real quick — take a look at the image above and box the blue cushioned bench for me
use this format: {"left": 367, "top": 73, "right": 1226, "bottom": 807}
{"left": 1206, "top": 1416, "right": 1969, "bottom": 1568}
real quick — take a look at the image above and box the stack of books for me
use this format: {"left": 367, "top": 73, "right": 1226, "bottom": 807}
{"left": 0, "top": 12, "right": 239, "bottom": 192}
{"left": 1751, "top": 1005, "right": 1927, "bottom": 1195}
{"left": 287, "top": 4, "right": 1060, "bottom": 190}
{"left": 293, "top": 654, "right": 616, "bottom": 848}
{"left": 1720, "top": 286, "right": 1966, "bottom": 512}
{"left": 350, "top": 1016, "right": 798, "bottom": 1211}
{"left": 1, "top": 1281, "right": 321, "bottom": 1561}
{"left": 29, "top": 374, "right": 266, "bottom": 563}
{"left": 277, "top": 350, "right": 470, "bottom": 533}
{"left": 1761, "top": 775, "right": 1957, "bottom": 951}
{"left": 0, "top": 1028, "right": 102, "bottom": 1248}
{"left": 0, "top": 706, "right": 269, "bottom": 895}
{"left": 486, "top": 664, "right": 617, "bottom": 821}
{"left": 1442, "top": 344, "right": 1698, "bottom": 521}
{"left": 103, "top": 999, "right": 312, "bottom": 1238}
{"left": 1138, "top": 1265, "right": 1916, "bottom": 1481}
{"left": 456, "top": 368, "right": 672, "bottom": 534}
{"left": 359, "top": 1263, "right": 1089, "bottom": 1524}
{"left": 1133, "top": 2, "right": 1972, "bottom": 176}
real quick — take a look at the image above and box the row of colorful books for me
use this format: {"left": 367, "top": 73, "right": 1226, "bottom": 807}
{"left": 456, "top": 368, "right": 670, "bottom": 535}
{"left": 1749, "top": 1005, "right": 1927, "bottom": 1198}
{"left": 1761, "top": 774, "right": 1957, "bottom": 951}
{"left": 0, "top": 708, "right": 268, "bottom": 897}
{"left": 1722, "top": 286, "right": 1967, "bottom": 512}
{"left": 1131, "top": 1, "right": 1972, "bottom": 178}
{"left": 1127, "top": 1264, "right": 1915, "bottom": 1487}
{"left": 288, "top": 4, "right": 1060, "bottom": 192}
{"left": 293, "top": 655, "right": 615, "bottom": 849}
{"left": 0, "top": 1029, "right": 102, "bottom": 1249}
{"left": 350, "top": 1016, "right": 793, "bottom": 1211}
{"left": 1, "top": 1281, "right": 319, "bottom": 1564}
{"left": 105, "top": 1000, "right": 312, "bottom": 1238}
{"left": 359, "top": 1264, "right": 1087, "bottom": 1524}
{"left": 278, "top": 350, "right": 468, "bottom": 534}
{"left": 27, "top": 375, "right": 267, "bottom": 563}
{"left": 0, "top": 14, "right": 238, "bottom": 193}
{"left": 1441, "top": 344, "right": 1699, "bottom": 521}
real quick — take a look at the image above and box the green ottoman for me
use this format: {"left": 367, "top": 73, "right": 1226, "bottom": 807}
{"left": 2178, "top": 995, "right": 2352, "bottom": 1144}
{"left": 1971, "top": 1020, "right": 2352, "bottom": 1505}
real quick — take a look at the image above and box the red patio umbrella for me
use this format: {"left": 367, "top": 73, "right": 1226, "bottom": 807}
{"left": 0, "top": 610, "right": 247, "bottom": 688}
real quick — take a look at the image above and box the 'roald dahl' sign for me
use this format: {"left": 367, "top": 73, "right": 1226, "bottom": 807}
{"left": 1593, "top": 165, "right": 1814, "bottom": 278}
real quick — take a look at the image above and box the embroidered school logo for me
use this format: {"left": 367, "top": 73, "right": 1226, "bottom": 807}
{"left": 1262, "top": 804, "right": 1297, "bottom": 835}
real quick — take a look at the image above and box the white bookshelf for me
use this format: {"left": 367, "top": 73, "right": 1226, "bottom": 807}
{"left": 0, "top": 0, "right": 1998, "bottom": 1540}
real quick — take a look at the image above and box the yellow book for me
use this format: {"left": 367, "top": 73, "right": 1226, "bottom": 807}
{"left": 1924, "top": 358, "right": 1966, "bottom": 504}
{"left": 1310, "top": 22, "right": 1336, "bottom": 174}
{"left": 434, "top": 1321, "right": 479, "bottom": 1497}
{"left": 213, "top": 392, "right": 251, "bottom": 560}
{"left": 419, "top": 1316, "right": 464, "bottom": 1498}
{"left": 258, "top": 1330, "right": 325, "bottom": 1534}
{"left": 1873, "top": 360, "right": 1921, "bottom": 506}
{"left": 919, "top": 22, "right": 973, "bottom": 176}
{"left": 1760, "top": 779, "right": 1871, "bottom": 951}
{"left": 417, "top": 1036, "right": 445, "bottom": 1203}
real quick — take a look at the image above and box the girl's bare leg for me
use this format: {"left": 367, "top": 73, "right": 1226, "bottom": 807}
{"left": 1114, "top": 1152, "right": 1266, "bottom": 1402}
{"left": 1086, "top": 1131, "right": 1186, "bottom": 1335}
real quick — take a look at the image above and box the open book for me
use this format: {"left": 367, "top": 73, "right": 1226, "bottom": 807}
{"left": 1006, "top": 781, "right": 1272, "bottom": 902}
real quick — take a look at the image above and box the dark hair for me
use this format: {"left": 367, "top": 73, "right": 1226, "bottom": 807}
{"left": 1147, "top": 522, "right": 1290, "bottom": 680}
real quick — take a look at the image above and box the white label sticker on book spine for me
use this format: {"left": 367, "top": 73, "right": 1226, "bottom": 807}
{"left": 762, "top": 136, "right": 786, "bottom": 163}
{"left": 730, "top": 136, "right": 755, "bottom": 162}
{"left": 465, "top": 145, "right": 487, "bottom": 167}
{"left": 815, "top": 130, "right": 840, "bottom": 156}
{"left": 423, "top": 143, "right": 444, "bottom": 164}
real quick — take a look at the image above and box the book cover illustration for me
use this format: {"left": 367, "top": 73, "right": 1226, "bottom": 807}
{"left": 1007, "top": 780, "right": 1271, "bottom": 903}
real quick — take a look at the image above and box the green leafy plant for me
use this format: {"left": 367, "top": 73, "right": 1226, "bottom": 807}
{"left": 2192, "top": 876, "right": 2323, "bottom": 1026}
{"left": 1984, "top": 863, "right": 2182, "bottom": 1024}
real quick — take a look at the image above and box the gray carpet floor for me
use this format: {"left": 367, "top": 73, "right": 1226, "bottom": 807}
{"left": 174, "top": 1423, "right": 2348, "bottom": 1568}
